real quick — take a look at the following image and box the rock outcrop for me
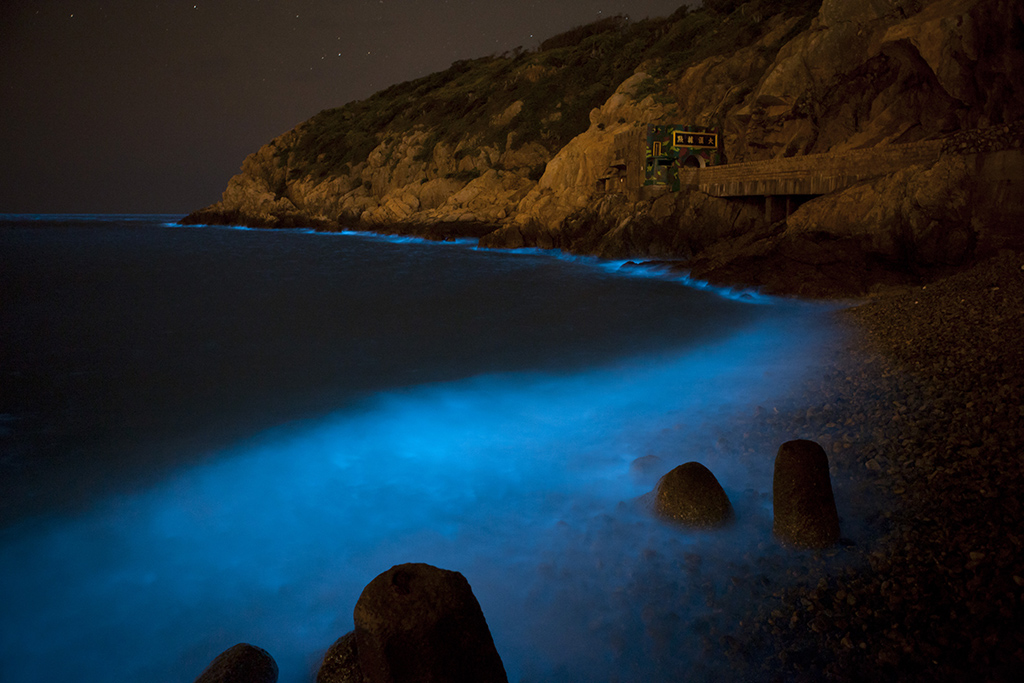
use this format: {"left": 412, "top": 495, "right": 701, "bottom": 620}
{"left": 184, "top": 0, "right": 1024, "bottom": 296}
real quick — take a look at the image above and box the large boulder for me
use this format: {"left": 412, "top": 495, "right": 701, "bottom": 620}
{"left": 722, "top": 0, "right": 1024, "bottom": 160}
{"left": 317, "top": 632, "right": 363, "bottom": 683}
{"left": 783, "top": 155, "right": 977, "bottom": 267}
{"left": 652, "top": 462, "right": 734, "bottom": 529}
{"left": 193, "top": 643, "right": 278, "bottom": 683}
{"left": 429, "top": 169, "right": 534, "bottom": 224}
{"left": 772, "top": 440, "right": 841, "bottom": 548}
{"left": 353, "top": 563, "right": 508, "bottom": 683}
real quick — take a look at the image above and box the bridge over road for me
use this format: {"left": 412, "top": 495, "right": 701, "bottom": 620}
{"left": 678, "top": 139, "right": 946, "bottom": 222}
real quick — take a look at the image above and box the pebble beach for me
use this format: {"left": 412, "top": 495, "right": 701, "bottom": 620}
{"left": 716, "top": 250, "right": 1024, "bottom": 681}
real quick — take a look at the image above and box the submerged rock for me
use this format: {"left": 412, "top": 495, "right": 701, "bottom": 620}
{"left": 652, "top": 461, "right": 734, "bottom": 528}
{"left": 630, "top": 453, "right": 666, "bottom": 482}
{"left": 353, "top": 562, "right": 508, "bottom": 683}
{"left": 193, "top": 643, "right": 278, "bottom": 683}
{"left": 772, "top": 439, "right": 841, "bottom": 548}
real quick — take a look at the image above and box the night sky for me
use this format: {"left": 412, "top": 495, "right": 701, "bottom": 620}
{"left": 1, "top": 1, "right": 696, "bottom": 214}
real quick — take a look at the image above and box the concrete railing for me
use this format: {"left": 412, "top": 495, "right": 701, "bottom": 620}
{"left": 683, "top": 139, "right": 944, "bottom": 197}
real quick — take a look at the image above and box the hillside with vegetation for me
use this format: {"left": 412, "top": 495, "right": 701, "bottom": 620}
{"left": 184, "top": 0, "right": 1024, "bottom": 296}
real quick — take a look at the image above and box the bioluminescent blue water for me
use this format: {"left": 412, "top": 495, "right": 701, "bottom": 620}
{"left": 0, "top": 215, "right": 847, "bottom": 682}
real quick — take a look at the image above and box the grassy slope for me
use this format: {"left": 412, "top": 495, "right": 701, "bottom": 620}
{"left": 278, "top": 0, "right": 822, "bottom": 182}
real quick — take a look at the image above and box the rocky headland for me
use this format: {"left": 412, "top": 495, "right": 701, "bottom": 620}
{"left": 184, "top": 0, "right": 1023, "bottom": 298}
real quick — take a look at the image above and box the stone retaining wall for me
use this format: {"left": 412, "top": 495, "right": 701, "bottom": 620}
{"left": 942, "top": 119, "right": 1024, "bottom": 156}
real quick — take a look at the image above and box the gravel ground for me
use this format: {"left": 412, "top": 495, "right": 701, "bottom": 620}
{"left": 712, "top": 250, "right": 1024, "bottom": 681}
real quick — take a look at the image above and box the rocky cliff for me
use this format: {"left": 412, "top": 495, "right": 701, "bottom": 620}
{"left": 184, "top": 0, "right": 1024, "bottom": 296}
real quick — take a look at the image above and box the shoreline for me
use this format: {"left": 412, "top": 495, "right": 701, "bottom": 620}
{"left": 172, "top": 218, "right": 1022, "bottom": 678}
{"left": 179, "top": 212, "right": 1010, "bottom": 302}
{"left": 716, "top": 249, "right": 1024, "bottom": 680}
{"left": 6, "top": 218, "right": 1021, "bottom": 679}
{"left": 271, "top": 221, "right": 1022, "bottom": 679}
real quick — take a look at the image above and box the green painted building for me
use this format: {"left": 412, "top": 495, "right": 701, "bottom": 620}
{"left": 644, "top": 124, "right": 722, "bottom": 191}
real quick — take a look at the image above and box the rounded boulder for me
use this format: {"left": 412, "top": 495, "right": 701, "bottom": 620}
{"left": 317, "top": 632, "right": 362, "bottom": 683}
{"left": 653, "top": 461, "right": 734, "bottom": 528}
{"left": 353, "top": 562, "right": 508, "bottom": 683}
{"left": 193, "top": 643, "right": 278, "bottom": 683}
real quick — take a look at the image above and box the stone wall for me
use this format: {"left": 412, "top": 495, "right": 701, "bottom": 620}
{"left": 942, "top": 120, "right": 1024, "bottom": 156}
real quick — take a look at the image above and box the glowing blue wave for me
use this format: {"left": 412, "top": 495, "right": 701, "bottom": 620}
{"left": 0, "top": 312, "right": 843, "bottom": 683}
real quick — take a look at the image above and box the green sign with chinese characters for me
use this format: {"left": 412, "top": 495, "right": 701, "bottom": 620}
{"left": 645, "top": 125, "right": 722, "bottom": 190}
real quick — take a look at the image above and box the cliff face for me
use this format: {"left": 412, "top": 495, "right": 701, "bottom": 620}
{"left": 185, "top": 0, "right": 1024, "bottom": 296}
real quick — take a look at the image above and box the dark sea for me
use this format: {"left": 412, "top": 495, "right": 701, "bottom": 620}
{"left": 0, "top": 215, "right": 843, "bottom": 682}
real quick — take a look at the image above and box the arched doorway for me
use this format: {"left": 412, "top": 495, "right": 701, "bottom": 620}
{"left": 680, "top": 154, "right": 705, "bottom": 169}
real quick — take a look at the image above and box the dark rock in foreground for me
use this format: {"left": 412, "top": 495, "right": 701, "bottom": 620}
{"left": 353, "top": 562, "right": 508, "bottom": 683}
{"left": 772, "top": 439, "right": 841, "bottom": 549}
{"left": 193, "top": 643, "right": 278, "bottom": 683}
{"left": 317, "top": 632, "right": 362, "bottom": 683}
{"left": 653, "top": 461, "right": 734, "bottom": 528}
